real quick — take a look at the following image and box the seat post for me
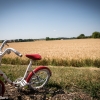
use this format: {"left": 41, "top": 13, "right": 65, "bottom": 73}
{"left": 23, "top": 59, "right": 33, "bottom": 79}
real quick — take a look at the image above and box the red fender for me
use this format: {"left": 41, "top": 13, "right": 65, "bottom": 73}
{"left": 25, "top": 66, "right": 51, "bottom": 82}
{"left": 0, "top": 80, "right": 5, "bottom": 96}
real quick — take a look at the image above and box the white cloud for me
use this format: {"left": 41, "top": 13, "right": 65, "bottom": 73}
{"left": 53, "top": 30, "right": 56, "bottom": 32}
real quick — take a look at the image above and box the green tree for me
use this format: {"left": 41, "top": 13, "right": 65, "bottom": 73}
{"left": 92, "top": 31, "right": 100, "bottom": 38}
{"left": 46, "top": 37, "right": 50, "bottom": 41}
{"left": 19, "top": 39, "right": 23, "bottom": 42}
{"left": 77, "top": 34, "right": 85, "bottom": 39}
{"left": 15, "top": 39, "right": 19, "bottom": 42}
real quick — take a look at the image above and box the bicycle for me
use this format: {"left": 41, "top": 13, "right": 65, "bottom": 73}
{"left": 0, "top": 40, "right": 51, "bottom": 97}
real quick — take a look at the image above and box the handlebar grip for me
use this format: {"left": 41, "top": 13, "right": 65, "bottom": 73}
{"left": 15, "top": 51, "right": 22, "bottom": 57}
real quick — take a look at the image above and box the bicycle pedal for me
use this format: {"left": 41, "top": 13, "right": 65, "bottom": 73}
{"left": 20, "top": 79, "right": 28, "bottom": 87}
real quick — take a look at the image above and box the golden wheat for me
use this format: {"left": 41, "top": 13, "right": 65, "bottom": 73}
{"left": 1, "top": 39, "right": 100, "bottom": 60}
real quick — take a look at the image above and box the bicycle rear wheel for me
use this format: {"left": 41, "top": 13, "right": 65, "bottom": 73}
{"left": 26, "top": 66, "right": 51, "bottom": 89}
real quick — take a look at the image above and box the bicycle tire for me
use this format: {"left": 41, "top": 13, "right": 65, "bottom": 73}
{"left": 0, "top": 80, "right": 5, "bottom": 96}
{"left": 25, "top": 66, "right": 51, "bottom": 89}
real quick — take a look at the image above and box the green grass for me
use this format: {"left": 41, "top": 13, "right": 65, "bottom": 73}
{"left": 0, "top": 65, "right": 100, "bottom": 99}
{"left": 48, "top": 67, "right": 100, "bottom": 98}
{"left": 1, "top": 57, "right": 100, "bottom": 67}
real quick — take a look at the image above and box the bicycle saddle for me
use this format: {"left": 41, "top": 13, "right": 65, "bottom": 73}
{"left": 26, "top": 54, "right": 41, "bottom": 60}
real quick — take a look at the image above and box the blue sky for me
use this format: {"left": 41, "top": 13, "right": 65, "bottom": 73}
{"left": 0, "top": 0, "right": 100, "bottom": 40}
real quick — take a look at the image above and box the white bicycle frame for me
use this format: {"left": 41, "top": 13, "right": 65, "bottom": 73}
{"left": 0, "top": 40, "right": 35, "bottom": 88}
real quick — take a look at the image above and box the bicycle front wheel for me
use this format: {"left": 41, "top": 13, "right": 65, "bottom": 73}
{"left": 26, "top": 66, "right": 51, "bottom": 89}
{"left": 0, "top": 80, "right": 5, "bottom": 96}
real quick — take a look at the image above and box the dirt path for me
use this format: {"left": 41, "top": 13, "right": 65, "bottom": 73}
{"left": 4, "top": 83, "right": 95, "bottom": 100}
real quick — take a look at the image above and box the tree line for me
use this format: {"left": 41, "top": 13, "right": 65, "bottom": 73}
{"left": 0, "top": 39, "right": 34, "bottom": 43}
{"left": 77, "top": 31, "right": 100, "bottom": 39}
{"left": 0, "top": 31, "right": 100, "bottom": 43}
{"left": 46, "top": 31, "right": 100, "bottom": 40}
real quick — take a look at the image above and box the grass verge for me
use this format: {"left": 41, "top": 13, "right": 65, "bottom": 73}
{"left": 1, "top": 57, "right": 100, "bottom": 67}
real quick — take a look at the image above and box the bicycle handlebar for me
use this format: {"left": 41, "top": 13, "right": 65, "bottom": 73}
{"left": 13, "top": 49, "right": 22, "bottom": 57}
{"left": 1, "top": 48, "right": 22, "bottom": 57}
{"left": 0, "top": 40, "right": 8, "bottom": 51}
{"left": 0, "top": 40, "right": 22, "bottom": 57}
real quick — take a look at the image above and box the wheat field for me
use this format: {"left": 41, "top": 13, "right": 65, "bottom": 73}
{"left": 1, "top": 39, "right": 100, "bottom": 60}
